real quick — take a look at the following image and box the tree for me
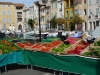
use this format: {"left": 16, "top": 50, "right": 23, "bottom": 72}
{"left": 50, "top": 15, "right": 57, "bottom": 29}
{"left": 71, "top": 14, "right": 85, "bottom": 31}
{"left": 72, "top": 14, "right": 85, "bottom": 24}
{"left": 56, "top": 18, "right": 65, "bottom": 30}
{"left": 56, "top": 18, "right": 65, "bottom": 25}
{"left": 28, "top": 19, "right": 35, "bottom": 30}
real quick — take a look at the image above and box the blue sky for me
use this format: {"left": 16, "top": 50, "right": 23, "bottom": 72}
{"left": 1, "top": 0, "right": 37, "bottom": 7}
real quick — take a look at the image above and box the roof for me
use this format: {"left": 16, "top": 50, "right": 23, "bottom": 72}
{"left": 0, "top": 2, "right": 14, "bottom": 5}
{"left": 23, "top": 8, "right": 29, "bottom": 11}
{"left": 0, "top": 2, "right": 24, "bottom": 7}
{"left": 14, "top": 3, "right": 24, "bottom": 7}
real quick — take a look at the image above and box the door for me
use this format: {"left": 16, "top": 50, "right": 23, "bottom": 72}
{"left": 18, "top": 24, "right": 22, "bottom": 30}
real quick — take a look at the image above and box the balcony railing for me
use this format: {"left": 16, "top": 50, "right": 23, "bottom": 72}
{"left": 17, "top": 14, "right": 22, "bottom": 18}
{"left": 41, "top": 13, "right": 45, "bottom": 17}
{"left": 66, "top": 5, "right": 74, "bottom": 8}
{"left": 66, "top": 17, "right": 68, "bottom": 20}
{"left": 95, "top": 15, "right": 98, "bottom": 18}
{"left": 59, "top": 8, "right": 62, "bottom": 12}
{"left": 88, "top": 16, "right": 91, "bottom": 19}
{"left": 70, "top": 17, "right": 73, "bottom": 19}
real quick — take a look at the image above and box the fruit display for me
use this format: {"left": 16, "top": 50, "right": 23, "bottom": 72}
{"left": 66, "top": 41, "right": 89, "bottom": 55}
{"left": 17, "top": 42, "right": 33, "bottom": 48}
{"left": 51, "top": 43, "right": 70, "bottom": 54}
{"left": 16, "top": 40, "right": 62, "bottom": 52}
{"left": 0, "top": 40, "right": 19, "bottom": 54}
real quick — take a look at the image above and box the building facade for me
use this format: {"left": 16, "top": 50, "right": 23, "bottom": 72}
{"left": 74, "top": 0, "right": 88, "bottom": 31}
{"left": 64, "top": 0, "right": 74, "bottom": 30}
{"left": 0, "top": 2, "right": 25, "bottom": 31}
{"left": 39, "top": 0, "right": 51, "bottom": 30}
{"left": 0, "top": 2, "right": 16, "bottom": 30}
{"left": 14, "top": 3, "right": 25, "bottom": 31}
{"left": 88, "top": 0, "right": 99, "bottom": 31}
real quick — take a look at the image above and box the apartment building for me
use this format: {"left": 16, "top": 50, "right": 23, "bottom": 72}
{"left": 39, "top": 0, "right": 51, "bottom": 30}
{"left": 74, "top": 0, "right": 88, "bottom": 31}
{"left": 88, "top": 0, "right": 99, "bottom": 31}
{"left": 51, "top": 0, "right": 57, "bottom": 18}
{"left": 15, "top": 3, "right": 25, "bottom": 31}
{"left": 0, "top": 2, "right": 16, "bottom": 30}
{"left": 64, "top": 0, "right": 74, "bottom": 30}
{"left": 57, "top": 0, "right": 64, "bottom": 18}
{"left": 23, "top": 7, "right": 29, "bottom": 29}
{"left": 0, "top": 2, "right": 25, "bottom": 31}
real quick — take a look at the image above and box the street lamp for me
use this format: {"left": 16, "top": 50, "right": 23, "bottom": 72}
{"left": 37, "top": 0, "right": 48, "bottom": 42}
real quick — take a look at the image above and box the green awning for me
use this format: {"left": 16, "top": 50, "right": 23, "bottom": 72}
{"left": 22, "top": 50, "right": 100, "bottom": 75}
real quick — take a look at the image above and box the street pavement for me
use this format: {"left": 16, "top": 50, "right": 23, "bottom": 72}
{"left": 0, "top": 64, "right": 80, "bottom": 75}
{"left": 1, "top": 64, "right": 54, "bottom": 75}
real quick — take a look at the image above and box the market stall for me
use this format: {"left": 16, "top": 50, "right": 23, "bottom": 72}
{"left": 0, "top": 35, "right": 100, "bottom": 75}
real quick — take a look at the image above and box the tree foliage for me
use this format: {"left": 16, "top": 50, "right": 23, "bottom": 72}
{"left": 56, "top": 18, "right": 65, "bottom": 25}
{"left": 72, "top": 14, "right": 85, "bottom": 24}
{"left": 28, "top": 19, "right": 35, "bottom": 30}
{"left": 70, "top": 14, "right": 85, "bottom": 31}
{"left": 50, "top": 15, "right": 57, "bottom": 29}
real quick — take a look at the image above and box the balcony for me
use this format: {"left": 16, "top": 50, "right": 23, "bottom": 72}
{"left": 47, "top": 12, "right": 49, "bottom": 15}
{"left": 88, "top": 16, "right": 91, "bottom": 19}
{"left": 70, "top": 17, "right": 73, "bottom": 19}
{"left": 41, "top": 13, "right": 45, "bottom": 17}
{"left": 66, "top": 5, "right": 74, "bottom": 8}
{"left": 95, "top": 15, "right": 99, "bottom": 18}
{"left": 17, "top": 14, "right": 22, "bottom": 18}
{"left": 59, "top": 8, "right": 62, "bottom": 12}
{"left": 66, "top": 17, "right": 68, "bottom": 20}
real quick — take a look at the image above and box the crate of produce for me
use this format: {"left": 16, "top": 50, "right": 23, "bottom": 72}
{"left": 90, "top": 37, "right": 100, "bottom": 48}
{"left": 64, "top": 40, "right": 89, "bottom": 55}
{"left": 82, "top": 48, "right": 100, "bottom": 58}
{"left": 40, "top": 40, "right": 62, "bottom": 53}
{"left": 31, "top": 43, "right": 42, "bottom": 51}
{"left": 50, "top": 43, "right": 71, "bottom": 55}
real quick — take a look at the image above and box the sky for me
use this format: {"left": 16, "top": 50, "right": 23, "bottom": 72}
{"left": 1, "top": 0, "right": 37, "bottom": 7}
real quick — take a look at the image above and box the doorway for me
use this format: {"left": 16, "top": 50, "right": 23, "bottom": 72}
{"left": 18, "top": 24, "right": 22, "bottom": 30}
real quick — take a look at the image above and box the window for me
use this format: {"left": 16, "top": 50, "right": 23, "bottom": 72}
{"left": 84, "top": 9, "right": 86, "bottom": 15}
{"left": 96, "top": 0, "right": 98, "bottom": 4}
{"left": 89, "top": 9, "right": 91, "bottom": 16}
{"left": 89, "top": 0, "right": 91, "bottom": 5}
{"left": 3, "top": 18, "right": 6, "bottom": 23}
{"left": 8, "top": 18, "right": 12, "bottom": 23}
{"left": 8, "top": 10, "right": 11, "bottom": 15}
{"left": 3, "top": 24, "right": 6, "bottom": 29}
{"left": 84, "top": 0, "right": 86, "bottom": 4}
{"left": 52, "top": 1, "right": 57, "bottom": 9}
{"left": 2, "top": 5, "right": 5, "bottom": 7}
{"left": 66, "top": 11, "right": 68, "bottom": 20}
{"left": 2, "top": 10, "right": 6, "bottom": 15}
{"left": 8, "top": 5, "right": 10, "bottom": 7}
{"left": 75, "top": 10, "right": 79, "bottom": 14}
{"left": 52, "top": 13, "right": 54, "bottom": 18}
{"left": 79, "top": 9, "right": 82, "bottom": 15}
{"left": 70, "top": 10, "right": 73, "bottom": 19}
{"left": 55, "top": 12, "right": 57, "bottom": 17}
{"left": 96, "top": 8, "right": 99, "bottom": 15}
{"left": 33, "top": 16, "right": 34, "bottom": 19}
{"left": 55, "top": 1, "right": 57, "bottom": 8}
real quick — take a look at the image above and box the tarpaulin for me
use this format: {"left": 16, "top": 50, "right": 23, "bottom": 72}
{"left": 22, "top": 50, "right": 100, "bottom": 75}
{"left": 0, "top": 51, "right": 22, "bottom": 67}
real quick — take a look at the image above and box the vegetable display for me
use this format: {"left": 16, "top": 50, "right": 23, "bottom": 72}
{"left": 0, "top": 40, "right": 19, "bottom": 54}
{"left": 51, "top": 43, "right": 70, "bottom": 53}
